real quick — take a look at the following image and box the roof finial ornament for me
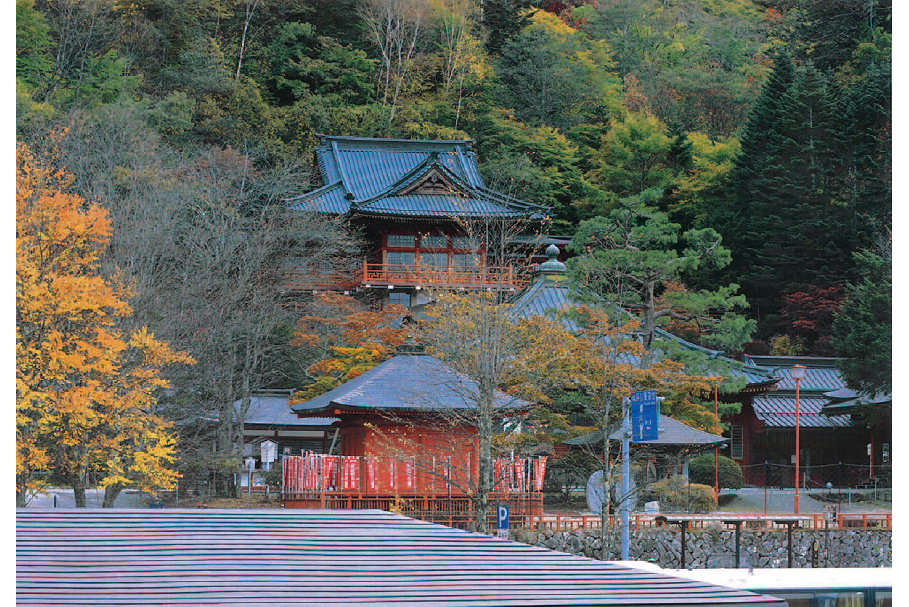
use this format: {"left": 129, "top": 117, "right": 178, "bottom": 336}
{"left": 396, "top": 334, "right": 426, "bottom": 355}
{"left": 538, "top": 244, "right": 566, "bottom": 276}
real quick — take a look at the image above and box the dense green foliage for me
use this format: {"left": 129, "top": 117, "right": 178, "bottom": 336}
{"left": 15, "top": 0, "right": 890, "bottom": 472}
{"left": 689, "top": 454, "right": 745, "bottom": 489}
{"left": 831, "top": 246, "right": 892, "bottom": 397}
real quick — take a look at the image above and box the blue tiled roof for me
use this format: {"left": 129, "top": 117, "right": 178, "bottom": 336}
{"left": 288, "top": 135, "right": 548, "bottom": 219}
{"left": 752, "top": 396, "right": 854, "bottom": 428}
{"left": 509, "top": 276, "right": 581, "bottom": 330}
{"left": 741, "top": 356, "right": 847, "bottom": 392}
{"left": 317, "top": 136, "right": 486, "bottom": 195}
{"left": 291, "top": 353, "right": 531, "bottom": 415}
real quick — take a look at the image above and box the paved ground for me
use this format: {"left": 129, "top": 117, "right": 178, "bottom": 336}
{"left": 22, "top": 487, "right": 891, "bottom": 514}
{"left": 717, "top": 487, "right": 891, "bottom": 514}
{"left": 22, "top": 488, "right": 152, "bottom": 509}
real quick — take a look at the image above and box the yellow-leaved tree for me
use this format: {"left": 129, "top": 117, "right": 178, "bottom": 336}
{"left": 16, "top": 144, "right": 194, "bottom": 507}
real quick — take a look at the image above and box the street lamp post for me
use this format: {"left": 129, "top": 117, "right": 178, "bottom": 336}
{"left": 792, "top": 364, "right": 806, "bottom": 514}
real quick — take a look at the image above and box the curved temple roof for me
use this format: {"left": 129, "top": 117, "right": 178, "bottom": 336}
{"left": 286, "top": 135, "right": 549, "bottom": 220}
{"left": 509, "top": 263, "right": 778, "bottom": 390}
{"left": 291, "top": 350, "right": 531, "bottom": 417}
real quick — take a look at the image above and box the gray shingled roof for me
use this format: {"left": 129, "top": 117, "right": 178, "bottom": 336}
{"left": 235, "top": 391, "right": 338, "bottom": 427}
{"left": 16, "top": 509, "right": 786, "bottom": 606}
{"left": 287, "top": 135, "right": 548, "bottom": 220}
{"left": 563, "top": 414, "right": 728, "bottom": 450}
{"left": 291, "top": 352, "right": 531, "bottom": 416}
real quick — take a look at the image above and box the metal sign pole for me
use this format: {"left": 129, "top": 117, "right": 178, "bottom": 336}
{"left": 621, "top": 396, "right": 630, "bottom": 561}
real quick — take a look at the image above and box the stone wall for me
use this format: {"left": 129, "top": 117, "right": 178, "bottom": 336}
{"left": 510, "top": 528, "right": 891, "bottom": 569}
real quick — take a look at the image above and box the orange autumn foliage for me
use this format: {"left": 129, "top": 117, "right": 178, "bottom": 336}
{"left": 290, "top": 293, "right": 408, "bottom": 403}
{"left": 16, "top": 144, "right": 194, "bottom": 504}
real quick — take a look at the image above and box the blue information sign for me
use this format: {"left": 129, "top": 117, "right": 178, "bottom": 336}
{"left": 496, "top": 505, "right": 509, "bottom": 538}
{"left": 631, "top": 390, "right": 659, "bottom": 441}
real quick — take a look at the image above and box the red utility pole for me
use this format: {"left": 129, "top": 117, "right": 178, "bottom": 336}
{"left": 793, "top": 365, "right": 806, "bottom": 515}
{"left": 714, "top": 387, "right": 719, "bottom": 495}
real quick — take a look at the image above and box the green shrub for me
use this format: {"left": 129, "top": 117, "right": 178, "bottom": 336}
{"left": 643, "top": 475, "right": 717, "bottom": 513}
{"left": 688, "top": 454, "right": 744, "bottom": 489}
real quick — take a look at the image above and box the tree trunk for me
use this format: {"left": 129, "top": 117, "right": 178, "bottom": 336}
{"left": 73, "top": 474, "right": 86, "bottom": 507}
{"left": 475, "top": 394, "right": 494, "bottom": 534}
{"left": 102, "top": 483, "right": 123, "bottom": 507}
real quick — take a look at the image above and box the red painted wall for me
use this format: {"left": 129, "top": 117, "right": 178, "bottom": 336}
{"left": 339, "top": 418, "right": 479, "bottom": 494}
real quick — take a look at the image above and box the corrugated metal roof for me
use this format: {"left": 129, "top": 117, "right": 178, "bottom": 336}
{"left": 317, "top": 137, "right": 485, "bottom": 196}
{"left": 16, "top": 509, "right": 786, "bottom": 606}
{"left": 771, "top": 366, "right": 846, "bottom": 392}
{"left": 741, "top": 356, "right": 847, "bottom": 393}
{"left": 752, "top": 396, "right": 854, "bottom": 428}
{"left": 287, "top": 181, "right": 349, "bottom": 213}
{"left": 509, "top": 277, "right": 580, "bottom": 330}
{"left": 291, "top": 353, "right": 531, "bottom": 416}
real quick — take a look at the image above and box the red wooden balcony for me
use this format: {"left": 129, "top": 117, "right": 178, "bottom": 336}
{"left": 362, "top": 262, "right": 529, "bottom": 290}
{"left": 282, "top": 262, "right": 533, "bottom": 294}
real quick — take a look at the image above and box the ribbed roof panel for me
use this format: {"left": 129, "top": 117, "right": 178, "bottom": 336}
{"left": 753, "top": 396, "right": 854, "bottom": 428}
{"left": 16, "top": 509, "right": 787, "bottom": 606}
{"left": 286, "top": 182, "right": 350, "bottom": 213}
{"left": 315, "top": 137, "right": 485, "bottom": 200}
{"left": 772, "top": 366, "right": 846, "bottom": 392}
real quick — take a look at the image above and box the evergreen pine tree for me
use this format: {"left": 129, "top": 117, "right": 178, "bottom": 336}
{"left": 708, "top": 51, "right": 796, "bottom": 323}
{"left": 482, "top": 0, "right": 535, "bottom": 56}
{"left": 747, "top": 63, "right": 853, "bottom": 298}
{"left": 840, "top": 61, "right": 892, "bottom": 243}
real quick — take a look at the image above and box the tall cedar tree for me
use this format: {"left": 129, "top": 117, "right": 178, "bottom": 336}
{"left": 713, "top": 53, "right": 858, "bottom": 331}
{"left": 482, "top": 0, "right": 535, "bottom": 56}
{"left": 831, "top": 247, "right": 891, "bottom": 398}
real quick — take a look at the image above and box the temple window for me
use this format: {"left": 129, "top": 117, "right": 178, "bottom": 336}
{"left": 387, "top": 234, "right": 417, "bottom": 248}
{"left": 420, "top": 234, "right": 448, "bottom": 249}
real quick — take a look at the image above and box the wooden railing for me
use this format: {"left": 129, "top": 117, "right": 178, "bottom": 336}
{"left": 362, "top": 263, "right": 528, "bottom": 289}
{"left": 281, "top": 263, "right": 535, "bottom": 293}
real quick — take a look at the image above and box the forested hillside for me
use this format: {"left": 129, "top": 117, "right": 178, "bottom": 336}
{"left": 16, "top": 0, "right": 890, "bottom": 496}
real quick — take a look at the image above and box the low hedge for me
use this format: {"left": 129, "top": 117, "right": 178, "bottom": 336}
{"left": 688, "top": 454, "right": 744, "bottom": 490}
{"left": 643, "top": 475, "right": 718, "bottom": 513}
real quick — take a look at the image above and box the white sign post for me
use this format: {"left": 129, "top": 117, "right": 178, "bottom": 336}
{"left": 261, "top": 440, "right": 278, "bottom": 471}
